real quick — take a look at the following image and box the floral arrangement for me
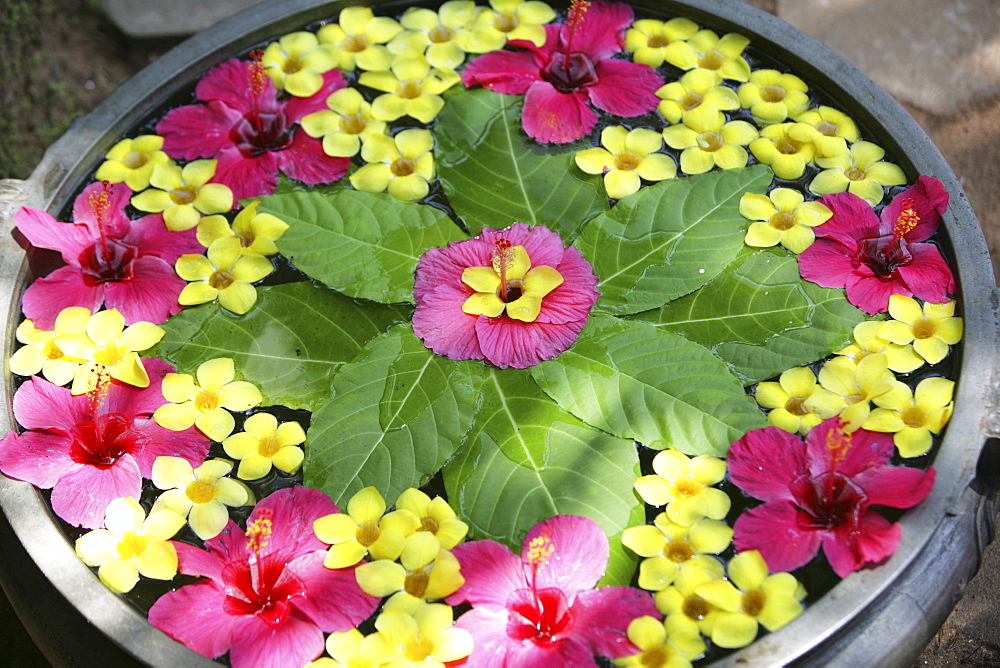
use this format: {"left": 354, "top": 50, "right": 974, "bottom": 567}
{"left": 1, "top": 0, "right": 961, "bottom": 666}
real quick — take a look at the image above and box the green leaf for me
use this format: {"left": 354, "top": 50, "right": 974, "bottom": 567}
{"left": 575, "top": 165, "right": 773, "bottom": 315}
{"left": 257, "top": 189, "right": 466, "bottom": 304}
{"left": 600, "top": 501, "right": 646, "bottom": 588}
{"left": 630, "top": 248, "right": 869, "bottom": 383}
{"left": 435, "top": 87, "right": 609, "bottom": 238}
{"left": 443, "top": 368, "right": 639, "bottom": 551}
{"left": 267, "top": 169, "right": 356, "bottom": 197}
{"left": 531, "top": 314, "right": 766, "bottom": 456}
{"left": 304, "top": 324, "right": 483, "bottom": 507}
{"left": 151, "top": 282, "right": 410, "bottom": 410}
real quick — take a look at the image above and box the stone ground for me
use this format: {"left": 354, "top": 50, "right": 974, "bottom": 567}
{"left": 1, "top": 0, "right": 999, "bottom": 665}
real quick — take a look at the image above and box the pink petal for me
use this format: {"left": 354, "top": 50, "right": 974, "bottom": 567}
{"left": 195, "top": 58, "right": 278, "bottom": 112}
{"left": 100, "top": 357, "right": 176, "bottom": 418}
{"left": 448, "top": 539, "right": 522, "bottom": 608}
{"left": 149, "top": 580, "right": 235, "bottom": 659}
{"left": 879, "top": 175, "right": 948, "bottom": 242}
{"left": 277, "top": 128, "right": 350, "bottom": 186}
{"left": 50, "top": 454, "right": 142, "bottom": 528}
{"left": 521, "top": 82, "right": 597, "bottom": 144}
{"left": 413, "top": 240, "right": 487, "bottom": 298}
{"left": 475, "top": 315, "right": 584, "bottom": 368}
{"left": 854, "top": 465, "right": 935, "bottom": 509}
{"left": 896, "top": 243, "right": 956, "bottom": 303}
{"left": 537, "top": 246, "right": 599, "bottom": 325}
{"left": 454, "top": 606, "right": 596, "bottom": 668}
{"left": 412, "top": 284, "right": 485, "bottom": 363}
{"left": 726, "top": 426, "right": 806, "bottom": 502}
{"left": 461, "top": 49, "right": 542, "bottom": 95}
{"left": 823, "top": 511, "right": 901, "bottom": 578}
{"left": 13, "top": 375, "right": 89, "bottom": 431}
{"left": 20, "top": 266, "right": 104, "bottom": 330}
{"left": 526, "top": 515, "right": 608, "bottom": 592}
{"left": 804, "top": 421, "right": 893, "bottom": 479}
{"left": 230, "top": 611, "right": 326, "bottom": 668}
{"left": 256, "top": 487, "right": 339, "bottom": 560}
{"left": 158, "top": 100, "right": 244, "bottom": 161}
{"left": 175, "top": 537, "right": 229, "bottom": 580}
{"left": 13, "top": 207, "right": 93, "bottom": 262}
{"left": 844, "top": 268, "right": 900, "bottom": 314}
{"left": 124, "top": 214, "right": 202, "bottom": 261}
{"left": 72, "top": 181, "right": 132, "bottom": 238}
{"left": 102, "top": 256, "right": 189, "bottom": 325}
{"left": 214, "top": 147, "right": 280, "bottom": 200}
{"left": 796, "top": 239, "right": 856, "bottom": 290}
{"left": 132, "top": 420, "right": 210, "bottom": 478}
{"left": 733, "top": 500, "right": 822, "bottom": 573}
{"left": 477, "top": 223, "right": 565, "bottom": 269}
{"left": 284, "top": 551, "right": 379, "bottom": 630}
{"left": 587, "top": 60, "right": 662, "bottom": 117}
{"left": 815, "top": 192, "right": 878, "bottom": 243}
{"left": 570, "top": 586, "right": 657, "bottom": 658}
{"left": 0, "top": 431, "right": 75, "bottom": 489}
{"left": 562, "top": 0, "right": 634, "bottom": 60}
{"left": 285, "top": 69, "right": 347, "bottom": 122}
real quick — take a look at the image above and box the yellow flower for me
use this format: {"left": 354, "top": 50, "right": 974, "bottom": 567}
{"left": 222, "top": 412, "right": 307, "bottom": 480}
{"left": 394, "top": 488, "right": 468, "bottom": 549}
{"left": 836, "top": 320, "right": 925, "bottom": 374}
{"left": 351, "top": 129, "right": 436, "bottom": 202}
{"left": 664, "top": 30, "right": 752, "bottom": 82}
{"left": 301, "top": 87, "right": 388, "bottom": 158}
{"left": 153, "top": 357, "right": 263, "bottom": 441}
{"left": 633, "top": 449, "right": 730, "bottom": 526}
{"left": 355, "top": 532, "right": 465, "bottom": 601}
{"left": 150, "top": 456, "right": 254, "bottom": 540}
{"left": 810, "top": 140, "right": 907, "bottom": 205}
{"left": 389, "top": 1, "right": 504, "bottom": 70}
{"left": 94, "top": 135, "right": 170, "bottom": 191}
{"left": 622, "top": 513, "right": 732, "bottom": 591}
{"left": 315, "top": 486, "right": 421, "bottom": 569}
{"left": 654, "top": 564, "right": 725, "bottom": 639}
{"left": 375, "top": 595, "right": 474, "bottom": 665}
{"left": 8, "top": 307, "right": 90, "bottom": 386}
{"left": 748, "top": 122, "right": 817, "bottom": 180}
{"left": 317, "top": 6, "right": 404, "bottom": 72}
{"left": 812, "top": 353, "right": 896, "bottom": 431}
{"left": 473, "top": 0, "right": 555, "bottom": 47}
{"left": 613, "top": 614, "right": 706, "bottom": 668}
{"left": 55, "top": 308, "right": 164, "bottom": 394}
{"left": 312, "top": 628, "right": 396, "bottom": 668}
{"left": 695, "top": 550, "right": 805, "bottom": 649}
{"left": 796, "top": 105, "right": 859, "bottom": 143}
{"left": 131, "top": 159, "right": 234, "bottom": 231}
{"left": 740, "top": 187, "right": 831, "bottom": 254}
{"left": 625, "top": 17, "right": 699, "bottom": 68}
{"left": 75, "top": 497, "right": 185, "bottom": 594}
{"left": 261, "top": 31, "right": 339, "bottom": 97}
{"left": 196, "top": 201, "right": 289, "bottom": 256}
{"left": 864, "top": 377, "right": 954, "bottom": 458}
{"left": 575, "top": 126, "right": 676, "bottom": 199}
{"left": 662, "top": 106, "right": 757, "bottom": 175}
{"left": 737, "top": 69, "right": 810, "bottom": 123}
{"left": 176, "top": 237, "right": 274, "bottom": 315}
{"left": 360, "top": 51, "right": 460, "bottom": 123}
{"left": 754, "top": 366, "right": 840, "bottom": 435}
{"left": 878, "top": 294, "right": 963, "bottom": 365}
{"left": 460, "top": 242, "right": 563, "bottom": 322}
{"left": 655, "top": 68, "right": 740, "bottom": 125}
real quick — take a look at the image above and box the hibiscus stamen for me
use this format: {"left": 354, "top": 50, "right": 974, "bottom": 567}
{"left": 247, "top": 49, "right": 268, "bottom": 142}
{"left": 893, "top": 199, "right": 920, "bottom": 239}
{"left": 87, "top": 180, "right": 115, "bottom": 268}
{"left": 524, "top": 534, "right": 554, "bottom": 601}
{"left": 492, "top": 238, "right": 514, "bottom": 302}
{"left": 564, "top": 0, "right": 591, "bottom": 53}
{"left": 246, "top": 507, "right": 274, "bottom": 591}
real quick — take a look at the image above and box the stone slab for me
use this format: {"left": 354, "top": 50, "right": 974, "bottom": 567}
{"left": 99, "top": 0, "right": 266, "bottom": 38}
{"left": 776, "top": 0, "right": 1000, "bottom": 115}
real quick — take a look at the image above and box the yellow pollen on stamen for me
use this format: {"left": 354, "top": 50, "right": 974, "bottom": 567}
{"left": 246, "top": 513, "right": 274, "bottom": 553}
{"left": 894, "top": 204, "right": 920, "bottom": 237}
{"left": 248, "top": 49, "right": 267, "bottom": 94}
{"left": 825, "top": 424, "right": 852, "bottom": 464}
{"left": 88, "top": 183, "right": 112, "bottom": 220}
{"left": 526, "top": 535, "right": 554, "bottom": 567}
{"left": 566, "top": 0, "right": 591, "bottom": 32}
{"left": 186, "top": 479, "right": 218, "bottom": 504}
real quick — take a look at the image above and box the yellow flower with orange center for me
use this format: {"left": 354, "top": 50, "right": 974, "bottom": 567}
{"left": 222, "top": 412, "right": 307, "bottom": 480}
{"left": 878, "top": 294, "right": 963, "bottom": 365}
{"left": 575, "top": 126, "right": 677, "bottom": 199}
{"left": 739, "top": 187, "right": 832, "bottom": 254}
{"left": 460, "top": 242, "right": 563, "bottom": 322}
{"left": 633, "top": 449, "right": 730, "bottom": 526}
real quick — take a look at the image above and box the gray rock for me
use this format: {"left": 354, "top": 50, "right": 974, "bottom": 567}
{"left": 99, "top": 0, "right": 266, "bottom": 38}
{"left": 776, "top": 0, "right": 1000, "bottom": 115}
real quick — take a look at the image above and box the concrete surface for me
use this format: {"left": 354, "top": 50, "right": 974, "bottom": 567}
{"left": 1, "top": 0, "right": 999, "bottom": 666}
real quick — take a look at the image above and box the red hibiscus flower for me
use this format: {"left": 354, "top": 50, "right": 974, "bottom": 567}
{"left": 157, "top": 55, "right": 349, "bottom": 200}
{"left": 727, "top": 418, "right": 935, "bottom": 578}
{"left": 461, "top": 0, "right": 663, "bottom": 143}
{"left": 797, "top": 175, "right": 954, "bottom": 314}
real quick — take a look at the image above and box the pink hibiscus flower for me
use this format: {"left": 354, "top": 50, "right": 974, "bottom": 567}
{"left": 149, "top": 486, "right": 379, "bottom": 668}
{"left": 446, "top": 515, "right": 656, "bottom": 666}
{"left": 157, "top": 53, "right": 349, "bottom": 200}
{"left": 0, "top": 358, "right": 210, "bottom": 528}
{"left": 727, "top": 418, "right": 936, "bottom": 578}
{"left": 412, "top": 223, "right": 599, "bottom": 369}
{"left": 797, "top": 175, "right": 954, "bottom": 314}
{"left": 15, "top": 181, "right": 200, "bottom": 329}
{"left": 461, "top": 0, "right": 663, "bottom": 143}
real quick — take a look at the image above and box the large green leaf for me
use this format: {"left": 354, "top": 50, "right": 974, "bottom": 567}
{"left": 531, "top": 314, "right": 766, "bottom": 456}
{"left": 257, "top": 189, "right": 466, "bottom": 304}
{"left": 576, "top": 165, "right": 773, "bottom": 315}
{"left": 443, "top": 367, "right": 640, "bottom": 561}
{"left": 435, "top": 87, "right": 608, "bottom": 238}
{"left": 630, "top": 248, "right": 868, "bottom": 383}
{"left": 151, "top": 282, "right": 409, "bottom": 410}
{"left": 304, "top": 324, "right": 483, "bottom": 507}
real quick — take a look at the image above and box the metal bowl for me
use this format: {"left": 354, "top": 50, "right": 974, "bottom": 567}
{"left": 0, "top": 0, "right": 997, "bottom": 665}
